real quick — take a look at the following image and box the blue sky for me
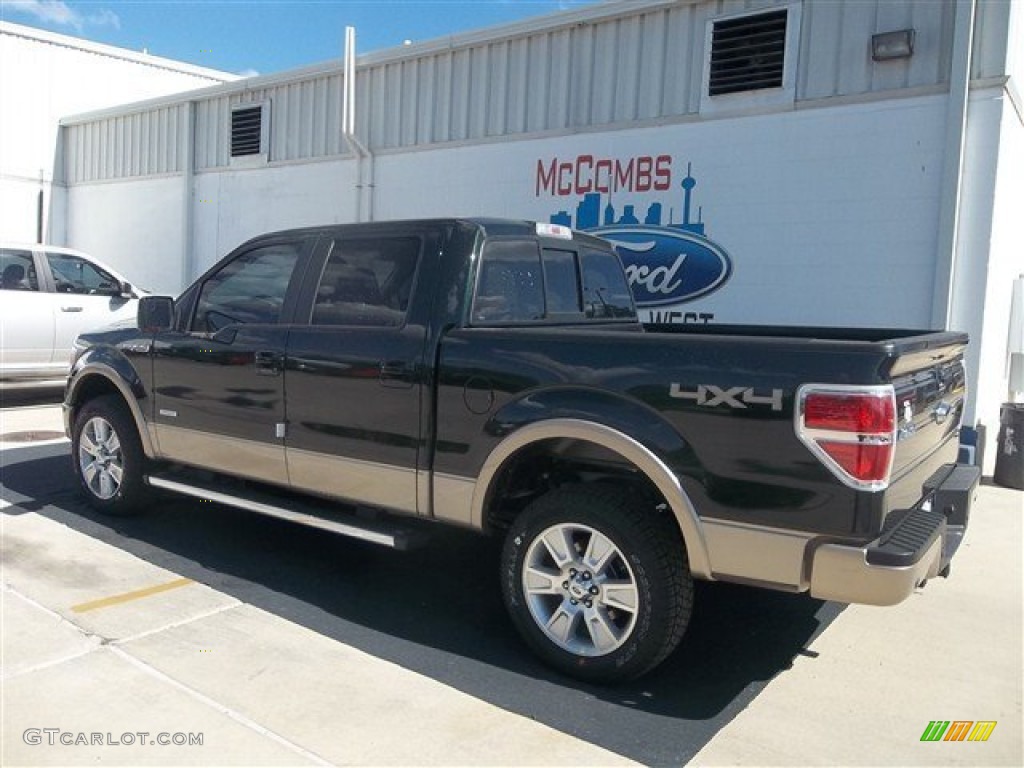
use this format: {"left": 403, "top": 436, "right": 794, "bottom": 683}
{"left": 2, "top": 0, "right": 601, "bottom": 76}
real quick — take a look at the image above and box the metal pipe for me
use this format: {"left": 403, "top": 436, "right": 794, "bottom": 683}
{"left": 931, "top": 0, "right": 977, "bottom": 330}
{"left": 342, "top": 26, "right": 374, "bottom": 222}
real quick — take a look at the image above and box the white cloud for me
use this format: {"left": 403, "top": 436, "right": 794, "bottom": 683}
{"left": 5, "top": 1, "right": 120, "bottom": 32}
{"left": 237, "top": 68, "right": 260, "bottom": 79}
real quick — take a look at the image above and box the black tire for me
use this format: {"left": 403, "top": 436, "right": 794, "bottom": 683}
{"left": 71, "top": 394, "right": 149, "bottom": 516}
{"left": 501, "top": 483, "right": 693, "bottom": 683}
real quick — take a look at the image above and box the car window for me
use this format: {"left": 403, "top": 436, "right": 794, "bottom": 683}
{"left": 192, "top": 242, "right": 302, "bottom": 333}
{"left": 581, "top": 247, "right": 636, "bottom": 320}
{"left": 45, "top": 252, "right": 118, "bottom": 295}
{"left": 0, "top": 250, "right": 39, "bottom": 292}
{"left": 310, "top": 236, "right": 421, "bottom": 327}
{"left": 541, "top": 248, "right": 581, "bottom": 314}
{"left": 472, "top": 240, "right": 544, "bottom": 324}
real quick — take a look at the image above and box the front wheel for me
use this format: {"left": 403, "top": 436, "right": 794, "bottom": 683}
{"left": 501, "top": 483, "right": 693, "bottom": 683}
{"left": 72, "top": 394, "right": 149, "bottom": 515}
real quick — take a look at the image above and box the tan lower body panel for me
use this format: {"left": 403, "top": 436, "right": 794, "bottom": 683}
{"left": 154, "top": 424, "right": 289, "bottom": 486}
{"left": 702, "top": 518, "right": 816, "bottom": 591}
{"left": 286, "top": 447, "right": 418, "bottom": 515}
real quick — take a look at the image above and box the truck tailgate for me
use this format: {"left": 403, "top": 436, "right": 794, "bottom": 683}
{"left": 887, "top": 334, "right": 968, "bottom": 475}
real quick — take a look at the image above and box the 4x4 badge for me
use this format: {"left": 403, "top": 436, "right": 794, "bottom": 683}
{"left": 669, "top": 383, "right": 783, "bottom": 412}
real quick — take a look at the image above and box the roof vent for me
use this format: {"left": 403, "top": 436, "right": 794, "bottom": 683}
{"left": 231, "top": 105, "right": 264, "bottom": 157}
{"left": 709, "top": 9, "right": 788, "bottom": 97}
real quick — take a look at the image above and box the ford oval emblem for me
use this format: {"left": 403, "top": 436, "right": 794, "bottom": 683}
{"left": 591, "top": 226, "right": 733, "bottom": 307}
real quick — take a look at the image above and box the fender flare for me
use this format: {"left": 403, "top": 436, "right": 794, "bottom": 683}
{"left": 471, "top": 418, "right": 711, "bottom": 579}
{"left": 66, "top": 363, "right": 156, "bottom": 458}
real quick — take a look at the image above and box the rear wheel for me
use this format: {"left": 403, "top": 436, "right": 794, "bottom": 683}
{"left": 501, "top": 483, "right": 693, "bottom": 682}
{"left": 72, "top": 394, "right": 149, "bottom": 515}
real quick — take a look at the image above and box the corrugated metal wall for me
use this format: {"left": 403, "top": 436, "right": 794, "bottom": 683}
{"left": 65, "top": 105, "right": 184, "bottom": 183}
{"left": 63, "top": 0, "right": 1010, "bottom": 186}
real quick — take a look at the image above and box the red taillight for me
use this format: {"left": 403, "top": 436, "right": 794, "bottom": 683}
{"left": 803, "top": 393, "right": 895, "bottom": 434}
{"left": 796, "top": 386, "right": 896, "bottom": 490}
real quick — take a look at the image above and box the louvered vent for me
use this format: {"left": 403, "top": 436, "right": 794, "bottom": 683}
{"left": 231, "top": 105, "right": 263, "bottom": 157}
{"left": 709, "top": 9, "right": 788, "bottom": 97}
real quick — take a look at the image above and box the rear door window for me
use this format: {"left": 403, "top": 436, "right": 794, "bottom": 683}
{"left": 310, "top": 236, "right": 421, "bottom": 327}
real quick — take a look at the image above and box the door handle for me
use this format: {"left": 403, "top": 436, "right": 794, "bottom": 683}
{"left": 61, "top": 306, "right": 84, "bottom": 313}
{"left": 379, "top": 360, "right": 415, "bottom": 389}
{"left": 254, "top": 350, "right": 283, "bottom": 376}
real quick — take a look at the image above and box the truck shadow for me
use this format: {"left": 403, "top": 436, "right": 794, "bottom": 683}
{"left": 3, "top": 447, "right": 845, "bottom": 764}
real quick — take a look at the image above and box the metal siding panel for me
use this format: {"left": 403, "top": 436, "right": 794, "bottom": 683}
{"left": 687, "top": 2, "right": 707, "bottom": 114}
{"left": 526, "top": 35, "right": 549, "bottom": 133}
{"left": 467, "top": 47, "right": 487, "bottom": 140}
{"left": 449, "top": 49, "right": 468, "bottom": 141}
{"left": 971, "top": 0, "right": 1009, "bottom": 80}
{"left": 836, "top": 0, "right": 876, "bottom": 97}
{"left": 507, "top": 41, "right": 527, "bottom": 135}
{"left": 488, "top": 42, "right": 509, "bottom": 136}
{"left": 104, "top": 118, "right": 112, "bottom": 179}
{"left": 367, "top": 65, "right": 385, "bottom": 147}
{"left": 546, "top": 30, "right": 571, "bottom": 130}
{"left": 637, "top": 10, "right": 668, "bottom": 119}
{"left": 801, "top": 1, "right": 843, "bottom": 100}
{"left": 327, "top": 73, "right": 344, "bottom": 156}
{"left": 907, "top": 0, "right": 946, "bottom": 89}
{"left": 872, "top": 0, "right": 914, "bottom": 91}
{"left": 355, "top": 69, "right": 372, "bottom": 144}
{"left": 591, "top": 19, "right": 619, "bottom": 124}
{"left": 614, "top": 16, "right": 641, "bottom": 122}
{"left": 130, "top": 113, "right": 141, "bottom": 177}
{"left": 312, "top": 76, "right": 326, "bottom": 157}
{"left": 569, "top": 23, "right": 594, "bottom": 127}
{"left": 400, "top": 60, "right": 419, "bottom": 146}
{"left": 416, "top": 59, "right": 436, "bottom": 144}
{"left": 168, "top": 106, "right": 180, "bottom": 173}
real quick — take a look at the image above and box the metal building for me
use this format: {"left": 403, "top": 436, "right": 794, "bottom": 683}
{"left": 42, "top": 0, "right": 1024, "bottom": 473}
{"left": 0, "top": 21, "right": 237, "bottom": 244}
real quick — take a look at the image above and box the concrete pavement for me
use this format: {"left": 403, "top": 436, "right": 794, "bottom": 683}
{"left": 2, "top": 401, "right": 1022, "bottom": 765}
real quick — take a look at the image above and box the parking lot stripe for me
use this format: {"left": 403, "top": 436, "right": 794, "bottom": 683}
{"left": 71, "top": 577, "right": 194, "bottom": 613}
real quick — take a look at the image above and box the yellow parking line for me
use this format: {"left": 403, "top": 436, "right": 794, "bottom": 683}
{"left": 71, "top": 577, "right": 194, "bottom": 613}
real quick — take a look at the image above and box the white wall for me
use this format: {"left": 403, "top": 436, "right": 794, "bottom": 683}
{"left": 67, "top": 177, "right": 185, "bottom": 295}
{"left": 70, "top": 92, "right": 950, "bottom": 327}
{"left": 191, "top": 158, "right": 359, "bottom": 275}
{"left": 374, "top": 94, "right": 948, "bottom": 329}
{"left": 0, "top": 22, "right": 233, "bottom": 243}
{"left": 953, "top": 85, "right": 1024, "bottom": 475}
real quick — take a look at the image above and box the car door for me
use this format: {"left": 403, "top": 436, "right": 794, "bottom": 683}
{"left": 150, "top": 234, "right": 313, "bottom": 485}
{"left": 0, "top": 248, "right": 55, "bottom": 377}
{"left": 284, "top": 228, "right": 437, "bottom": 514}
{"left": 43, "top": 250, "right": 136, "bottom": 366}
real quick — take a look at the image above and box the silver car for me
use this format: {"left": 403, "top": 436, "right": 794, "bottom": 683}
{"left": 1, "top": 243, "right": 143, "bottom": 384}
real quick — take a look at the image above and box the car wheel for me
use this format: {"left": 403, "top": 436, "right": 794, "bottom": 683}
{"left": 501, "top": 483, "right": 693, "bottom": 682}
{"left": 72, "top": 394, "right": 149, "bottom": 515}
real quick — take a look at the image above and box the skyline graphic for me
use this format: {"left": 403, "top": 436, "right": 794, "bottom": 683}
{"left": 550, "top": 162, "right": 707, "bottom": 235}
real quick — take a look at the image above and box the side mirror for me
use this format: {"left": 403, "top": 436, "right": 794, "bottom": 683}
{"left": 138, "top": 296, "right": 174, "bottom": 331}
{"left": 119, "top": 281, "right": 135, "bottom": 299}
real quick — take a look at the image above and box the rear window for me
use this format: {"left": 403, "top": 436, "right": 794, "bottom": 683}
{"left": 471, "top": 239, "right": 635, "bottom": 325}
{"left": 581, "top": 248, "right": 635, "bottom": 319}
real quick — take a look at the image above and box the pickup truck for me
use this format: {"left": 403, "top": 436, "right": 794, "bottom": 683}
{"left": 64, "top": 218, "right": 980, "bottom": 682}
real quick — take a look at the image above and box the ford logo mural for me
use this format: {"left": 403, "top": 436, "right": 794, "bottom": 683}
{"left": 591, "top": 226, "right": 733, "bottom": 307}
